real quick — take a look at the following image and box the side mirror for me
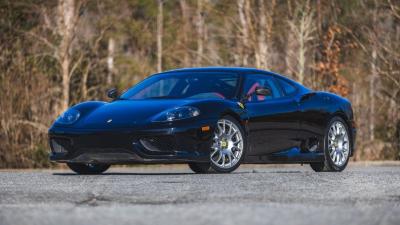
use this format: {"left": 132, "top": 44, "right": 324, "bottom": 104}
{"left": 255, "top": 87, "right": 272, "bottom": 96}
{"left": 240, "top": 86, "right": 272, "bottom": 104}
{"left": 107, "top": 88, "right": 119, "bottom": 99}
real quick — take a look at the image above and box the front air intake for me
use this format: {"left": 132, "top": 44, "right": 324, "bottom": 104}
{"left": 139, "top": 137, "right": 175, "bottom": 153}
{"left": 50, "top": 139, "right": 68, "bottom": 154}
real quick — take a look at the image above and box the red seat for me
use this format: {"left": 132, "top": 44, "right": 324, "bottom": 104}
{"left": 246, "top": 82, "right": 265, "bottom": 101}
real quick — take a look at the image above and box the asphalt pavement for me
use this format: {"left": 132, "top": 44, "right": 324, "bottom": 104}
{"left": 1, "top": 163, "right": 400, "bottom": 225}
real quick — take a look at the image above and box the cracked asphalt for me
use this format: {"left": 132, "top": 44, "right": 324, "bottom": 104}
{"left": 1, "top": 163, "right": 400, "bottom": 225}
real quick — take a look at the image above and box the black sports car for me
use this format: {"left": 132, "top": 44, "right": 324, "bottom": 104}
{"left": 49, "top": 67, "right": 356, "bottom": 174}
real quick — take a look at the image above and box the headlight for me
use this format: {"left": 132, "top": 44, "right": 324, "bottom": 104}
{"left": 56, "top": 108, "right": 80, "bottom": 124}
{"left": 153, "top": 106, "right": 200, "bottom": 122}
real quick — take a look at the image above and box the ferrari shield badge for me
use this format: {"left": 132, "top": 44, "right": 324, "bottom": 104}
{"left": 237, "top": 102, "right": 245, "bottom": 109}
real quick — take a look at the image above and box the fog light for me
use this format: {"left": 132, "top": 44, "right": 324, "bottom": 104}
{"left": 51, "top": 139, "right": 67, "bottom": 154}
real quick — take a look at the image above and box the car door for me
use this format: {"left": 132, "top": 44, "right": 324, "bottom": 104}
{"left": 244, "top": 74, "right": 300, "bottom": 155}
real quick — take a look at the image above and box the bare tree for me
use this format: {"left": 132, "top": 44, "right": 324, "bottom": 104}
{"left": 370, "top": 46, "right": 377, "bottom": 141}
{"left": 237, "top": 0, "right": 249, "bottom": 66}
{"left": 106, "top": 37, "right": 115, "bottom": 86}
{"left": 367, "top": 0, "right": 400, "bottom": 142}
{"left": 81, "top": 24, "right": 109, "bottom": 100}
{"left": 286, "top": 1, "right": 316, "bottom": 84}
{"left": 180, "top": 0, "right": 190, "bottom": 67}
{"left": 255, "top": 0, "right": 267, "bottom": 69}
{"left": 255, "top": 0, "right": 275, "bottom": 70}
{"left": 57, "top": 0, "right": 80, "bottom": 114}
{"left": 157, "top": 0, "right": 163, "bottom": 72}
{"left": 368, "top": 1, "right": 379, "bottom": 141}
{"left": 196, "top": 0, "right": 205, "bottom": 66}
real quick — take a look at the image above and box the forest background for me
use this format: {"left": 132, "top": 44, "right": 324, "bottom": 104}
{"left": 1, "top": 0, "right": 399, "bottom": 168}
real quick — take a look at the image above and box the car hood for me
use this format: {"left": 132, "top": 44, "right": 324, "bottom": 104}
{"left": 80, "top": 99, "right": 195, "bottom": 128}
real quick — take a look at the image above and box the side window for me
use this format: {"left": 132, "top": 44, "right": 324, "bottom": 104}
{"left": 276, "top": 78, "right": 297, "bottom": 96}
{"left": 243, "top": 74, "right": 282, "bottom": 102}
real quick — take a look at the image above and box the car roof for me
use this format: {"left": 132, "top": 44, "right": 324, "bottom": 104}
{"left": 161, "top": 67, "right": 293, "bottom": 82}
{"left": 163, "top": 67, "right": 272, "bottom": 75}
{"left": 159, "top": 67, "right": 309, "bottom": 91}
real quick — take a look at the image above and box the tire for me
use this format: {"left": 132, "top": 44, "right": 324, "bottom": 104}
{"left": 67, "top": 163, "right": 110, "bottom": 174}
{"left": 188, "top": 162, "right": 212, "bottom": 173}
{"left": 209, "top": 115, "right": 247, "bottom": 173}
{"left": 310, "top": 116, "right": 351, "bottom": 172}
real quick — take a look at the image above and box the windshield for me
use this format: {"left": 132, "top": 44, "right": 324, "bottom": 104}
{"left": 120, "top": 72, "right": 240, "bottom": 100}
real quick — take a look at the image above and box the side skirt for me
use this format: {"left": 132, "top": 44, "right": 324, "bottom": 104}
{"left": 243, "top": 147, "right": 325, "bottom": 164}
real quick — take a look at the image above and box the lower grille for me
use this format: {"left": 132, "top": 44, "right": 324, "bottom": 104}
{"left": 139, "top": 136, "right": 176, "bottom": 153}
{"left": 75, "top": 133, "right": 133, "bottom": 149}
{"left": 50, "top": 138, "right": 69, "bottom": 154}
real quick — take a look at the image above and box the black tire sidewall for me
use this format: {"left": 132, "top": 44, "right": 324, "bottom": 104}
{"left": 188, "top": 162, "right": 211, "bottom": 173}
{"left": 210, "top": 115, "right": 247, "bottom": 173}
{"left": 67, "top": 163, "right": 110, "bottom": 174}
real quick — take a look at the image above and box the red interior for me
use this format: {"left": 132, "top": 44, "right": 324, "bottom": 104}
{"left": 247, "top": 82, "right": 265, "bottom": 101}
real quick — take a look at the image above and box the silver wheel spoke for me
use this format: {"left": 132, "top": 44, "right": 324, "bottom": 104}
{"left": 215, "top": 152, "right": 222, "bottom": 163}
{"left": 211, "top": 149, "right": 219, "bottom": 157}
{"left": 233, "top": 139, "right": 241, "bottom": 145}
{"left": 232, "top": 152, "right": 238, "bottom": 160}
{"left": 229, "top": 131, "right": 238, "bottom": 139}
{"left": 227, "top": 123, "right": 233, "bottom": 135}
{"left": 228, "top": 152, "right": 233, "bottom": 167}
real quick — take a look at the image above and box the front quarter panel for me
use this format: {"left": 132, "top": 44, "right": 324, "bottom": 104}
{"left": 50, "top": 101, "right": 107, "bottom": 129}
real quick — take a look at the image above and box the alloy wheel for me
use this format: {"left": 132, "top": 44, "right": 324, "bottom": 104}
{"left": 210, "top": 118, "right": 244, "bottom": 169}
{"left": 327, "top": 121, "right": 350, "bottom": 167}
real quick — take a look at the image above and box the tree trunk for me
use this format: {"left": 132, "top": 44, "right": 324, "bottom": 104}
{"left": 257, "top": 0, "right": 268, "bottom": 69}
{"left": 61, "top": 57, "right": 70, "bottom": 112}
{"left": 106, "top": 37, "right": 115, "bottom": 86}
{"left": 370, "top": 47, "right": 377, "bottom": 141}
{"left": 196, "top": 0, "right": 204, "bottom": 66}
{"left": 297, "top": 19, "right": 306, "bottom": 84}
{"left": 316, "top": 0, "right": 322, "bottom": 36}
{"left": 256, "top": 0, "right": 276, "bottom": 70}
{"left": 57, "top": 0, "right": 76, "bottom": 114}
{"left": 285, "top": 31, "right": 295, "bottom": 79}
{"left": 81, "top": 62, "right": 90, "bottom": 100}
{"left": 179, "top": 0, "right": 190, "bottom": 67}
{"left": 237, "top": 0, "right": 249, "bottom": 66}
{"left": 157, "top": 0, "right": 163, "bottom": 73}
{"left": 369, "top": 4, "right": 378, "bottom": 141}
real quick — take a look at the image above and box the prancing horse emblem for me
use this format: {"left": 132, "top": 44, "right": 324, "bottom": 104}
{"left": 107, "top": 119, "right": 112, "bottom": 123}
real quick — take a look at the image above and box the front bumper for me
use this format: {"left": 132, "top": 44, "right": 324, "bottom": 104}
{"left": 48, "top": 120, "right": 215, "bottom": 164}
